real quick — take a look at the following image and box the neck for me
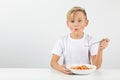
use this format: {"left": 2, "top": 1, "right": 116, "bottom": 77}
{"left": 70, "top": 32, "right": 84, "bottom": 39}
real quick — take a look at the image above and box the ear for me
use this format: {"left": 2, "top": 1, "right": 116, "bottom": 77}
{"left": 85, "top": 19, "right": 89, "bottom": 27}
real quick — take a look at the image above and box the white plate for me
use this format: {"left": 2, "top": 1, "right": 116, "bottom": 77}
{"left": 66, "top": 64, "right": 96, "bottom": 74}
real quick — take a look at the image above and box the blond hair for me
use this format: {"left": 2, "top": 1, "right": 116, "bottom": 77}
{"left": 66, "top": 6, "right": 87, "bottom": 20}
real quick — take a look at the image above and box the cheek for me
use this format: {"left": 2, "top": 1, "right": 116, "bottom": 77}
{"left": 80, "top": 24, "right": 86, "bottom": 28}
{"left": 69, "top": 26, "right": 73, "bottom": 30}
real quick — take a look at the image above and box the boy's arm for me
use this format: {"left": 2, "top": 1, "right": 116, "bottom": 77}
{"left": 91, "top": 38, "right": 110, "bottom": 69}
{"left": 50, "top": 54, "right": 72, "bottom": 74}
{"left": 91, "top": 50, "right": 103, "bottom": 69}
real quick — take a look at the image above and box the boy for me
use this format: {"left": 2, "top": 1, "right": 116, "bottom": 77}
{"left": 50, "top": 6, "right": 110, "bottom": 74}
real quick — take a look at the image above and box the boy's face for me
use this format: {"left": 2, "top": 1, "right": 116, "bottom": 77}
{"left": 67, "top": 11, "right": 88, "bottom": 34}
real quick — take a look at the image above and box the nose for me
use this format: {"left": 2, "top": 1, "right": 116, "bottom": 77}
{"left": 72, "top": 21, "right": 81, "bottom": 27}
{"left": 73, "top": 23, "right": 79, "bottom": 27}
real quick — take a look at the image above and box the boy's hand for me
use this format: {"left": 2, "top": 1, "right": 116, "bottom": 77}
{"left": 99, "top": 38, "right": 110, "bottom": 50}
{"left": 60, "top": 64, "right": 72, "bottom": 74}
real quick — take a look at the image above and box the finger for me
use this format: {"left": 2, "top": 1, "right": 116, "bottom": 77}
{"left": 64, "top": 69, "right": 72, "bottom": 74}
{"left": 66, "top": 71, "right": 73, "bottom": 74}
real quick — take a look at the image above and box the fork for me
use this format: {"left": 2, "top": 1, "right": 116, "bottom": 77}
{"left": 88, "top": 41, "right": 100, "bottom": 47}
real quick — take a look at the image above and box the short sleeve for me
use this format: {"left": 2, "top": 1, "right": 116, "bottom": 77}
{"left": 90, "top": 43, "right": 99, "bottom": 56}
{"left": 89, "top": 37, "right": 99, "bottom": 56}
{"left": 51, "top": 39, "right": 64, "bottom": 56}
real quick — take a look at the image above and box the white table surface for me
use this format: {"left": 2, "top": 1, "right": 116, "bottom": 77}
{"left": 0, "top": 68, "right": 120, "bottom": 80}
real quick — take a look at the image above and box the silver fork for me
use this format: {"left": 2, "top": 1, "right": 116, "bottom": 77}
{"left": 88, "top": 41, "right": 100, "bottom": 47}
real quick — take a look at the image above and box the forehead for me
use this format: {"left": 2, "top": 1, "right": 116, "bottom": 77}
{"left": 69, "top": 11, "right": 86, "bottom": 20}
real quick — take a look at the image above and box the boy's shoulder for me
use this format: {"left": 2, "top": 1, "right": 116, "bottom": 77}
{"left": 59, "top": 34, "right": 69, "bottom": 42}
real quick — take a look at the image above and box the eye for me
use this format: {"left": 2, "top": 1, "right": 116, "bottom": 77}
{"left": 70, "top": 20, "right": 74, "bottom": 23}
{"left": 78, "top": 20, "right": 82, "bottom": 23}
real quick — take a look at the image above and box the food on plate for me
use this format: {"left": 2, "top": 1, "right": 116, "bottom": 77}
{"left": 70, "top": 65, "right": 92, "bottom": 70}
{"left": 67, "top": 64, "right": 96, "bottom": 74}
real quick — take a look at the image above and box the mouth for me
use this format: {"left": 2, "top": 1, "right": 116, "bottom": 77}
{"left": 74, "top": 29, "right": 78, "bottom": 31}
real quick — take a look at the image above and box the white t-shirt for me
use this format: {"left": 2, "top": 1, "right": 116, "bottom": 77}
{"left": 51, "top": 33, "right": 99, "bottom": 65}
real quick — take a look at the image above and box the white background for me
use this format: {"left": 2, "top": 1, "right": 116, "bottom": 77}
{"left": 0, "top": 0, "right": 120, "bottom": 68}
